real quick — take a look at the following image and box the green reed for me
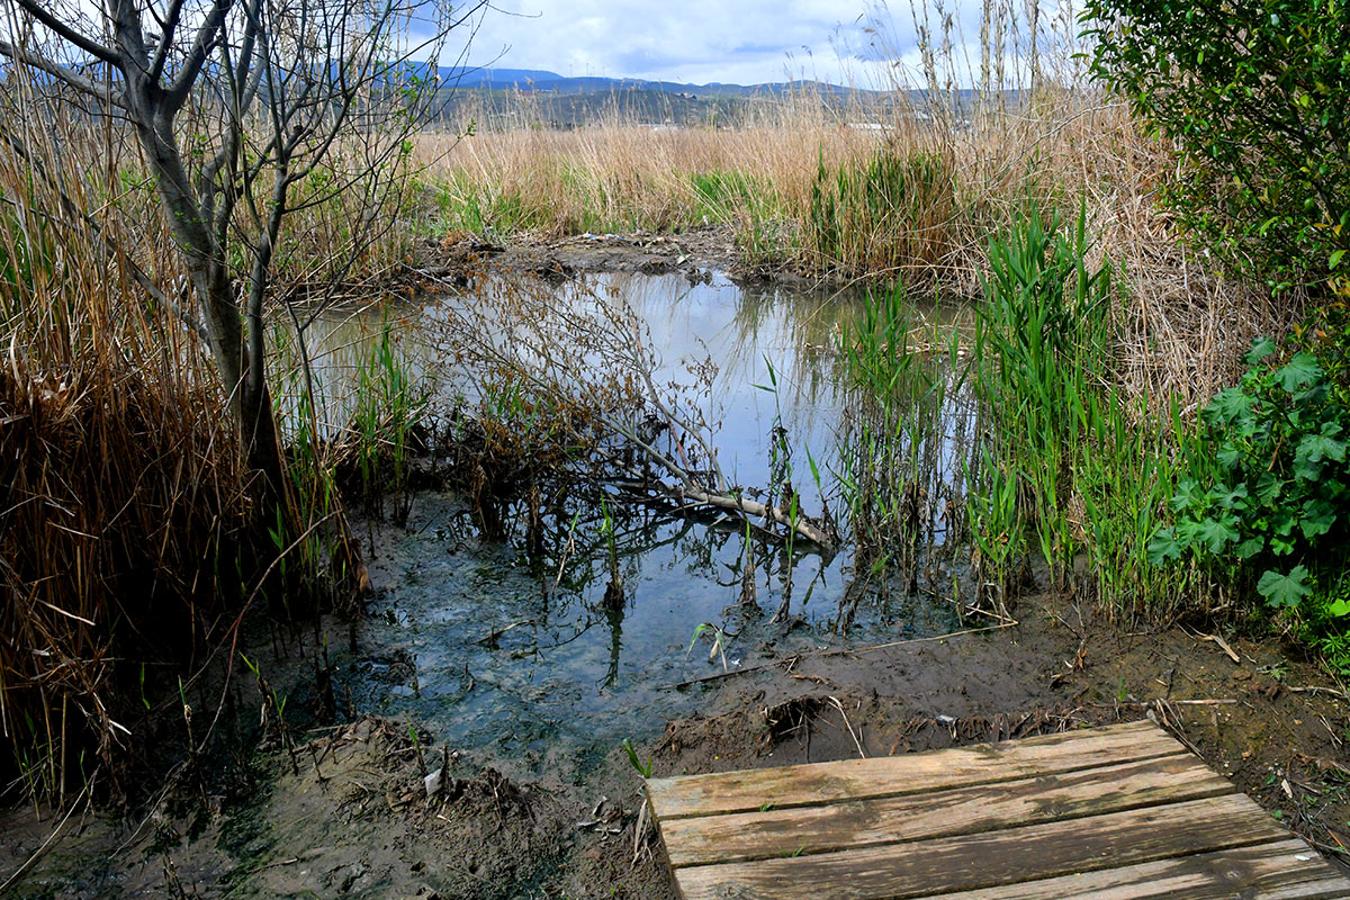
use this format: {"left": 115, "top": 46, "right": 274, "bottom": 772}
{"left": 969, "top": 205, "right": 1200, "bottom": 614}
{"left": 835, "top": 282, "right": 975, "bottom": 604}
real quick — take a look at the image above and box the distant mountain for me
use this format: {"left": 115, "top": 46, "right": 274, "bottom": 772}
{"left": 436, "top": 66, "right": 874, "bottom": 98}
{"left": 439, "top": 67, "right": 567, "bottom": 87}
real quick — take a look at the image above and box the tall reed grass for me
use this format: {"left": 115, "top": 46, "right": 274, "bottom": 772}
{"left": 0, "top": 97, "right": 255, "bottom": 803}
{"left": 834, "top": 208, "right": 1215, "bottom": 622}
{"left": 0, "top": 77, "right": 426, "bottom": 800}
{"left": 967, "top": 207, "right": 1210, "bottom": 617}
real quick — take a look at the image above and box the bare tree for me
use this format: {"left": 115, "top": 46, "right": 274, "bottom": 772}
{"left": 0, "top": 0, "right": 483, "bottom": 508}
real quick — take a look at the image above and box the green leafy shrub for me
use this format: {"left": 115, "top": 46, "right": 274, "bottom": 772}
{"left": 1150, "top": 338, "right": 1349, "bottom": 623}
{"left": 1084, "top": 0, "right": 1350, "bottom": 295}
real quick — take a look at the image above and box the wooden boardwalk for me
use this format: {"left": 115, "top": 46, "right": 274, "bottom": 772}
{"left": 645, "top": 720, "right": 1350, "bottom": 898}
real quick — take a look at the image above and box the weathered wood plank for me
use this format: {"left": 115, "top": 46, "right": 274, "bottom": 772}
{"left": 673, "top": 793, "right": 1294, "bottom": 899}
{"left": 648, "top": 719, "right": 1181, "bottom": 820}
{"left": 929, "top": 838, "right": 1350, "bottom": 899}
{"left": 660, "top": 753, "right": 1233, "bottom": 868}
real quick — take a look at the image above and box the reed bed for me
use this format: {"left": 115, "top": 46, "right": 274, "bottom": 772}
{"left": 0, "top": 100, "right": 253, "bottom": 802}
{"left": 0, "top": 81, "right": 423, "bottom": 800}
{"left": 418, "top": 91, "right": 1287, "bottom": 406}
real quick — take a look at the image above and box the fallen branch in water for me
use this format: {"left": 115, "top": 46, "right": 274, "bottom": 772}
{"left": 477, "top": 619, "right": 534, "bottom": 648}
{"left": 427, "top": 272, "right": 838, "bottom": 551}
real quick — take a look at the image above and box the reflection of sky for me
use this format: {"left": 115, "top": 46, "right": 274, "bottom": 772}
{"left": 319, "top": 271, "right": 969, "bottom": 774}
{"left": 295, "top": 270, "right": 852, "bottom": 506}
{"left": 602, "top": 271, "right": 847, "bottom": 511}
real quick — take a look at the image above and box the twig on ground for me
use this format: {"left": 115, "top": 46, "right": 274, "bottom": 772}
{"left": 670, "top": 621, "right": 1018, "bottom": 689}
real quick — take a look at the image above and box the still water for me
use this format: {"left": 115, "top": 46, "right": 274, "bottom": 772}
{"left": 306, "top": 271, "right": 968, "bottom": 773}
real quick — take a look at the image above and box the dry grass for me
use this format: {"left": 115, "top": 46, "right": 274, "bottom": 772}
{"left": 0, "top": 83, "right": 408, "bottom": 801}
{"left": 419, "top": 93, "right": 1289, "bottom": 405}
{"left": 0, "top": 96, "right": 255, "bottom": 802}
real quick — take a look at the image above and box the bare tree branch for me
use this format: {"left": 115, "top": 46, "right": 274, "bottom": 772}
{"left": 0, "top": 40, "right": 126, "bottom": 106}
{"left": 165, "top": 0, "right": 236, "bottom": 110}
{"left": 8, "top": 0, "right": 119, "bottom": 64}
{"left": 147, "top": 0, "right": 187, "bottom": 81}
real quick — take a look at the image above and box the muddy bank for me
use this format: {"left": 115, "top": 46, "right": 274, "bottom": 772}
{"left": 4, "top": 593, "right": 1346, "bottom": 897}
{"left": 421, "top": 225, "right": 831, "bottom": 293}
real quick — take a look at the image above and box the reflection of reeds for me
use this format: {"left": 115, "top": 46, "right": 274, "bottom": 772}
{"left": 835, "top": 283, "right": 978, "bottom": 621}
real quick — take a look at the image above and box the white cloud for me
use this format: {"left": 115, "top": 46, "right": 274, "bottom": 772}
{"left": 453, "top": 0, "right": 929, "bottom": 86}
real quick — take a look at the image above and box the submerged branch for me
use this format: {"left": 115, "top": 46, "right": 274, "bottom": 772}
{"left": 427, "top": 273, "right": 838, "bottom": 550}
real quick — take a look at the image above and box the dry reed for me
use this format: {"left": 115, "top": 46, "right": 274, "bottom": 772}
{"left": 0, "top": 87, "right": 257, "bottom": 802}
{"left": 413, "top": 1, "right": 1295, "bottom": 405}
{"left": 0, "top": 77, "right": 415, "bottom": 800}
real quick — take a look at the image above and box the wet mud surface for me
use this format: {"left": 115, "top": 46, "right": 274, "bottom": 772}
{"left": 4, "top": 592, "right": 1347, "bottom": 897}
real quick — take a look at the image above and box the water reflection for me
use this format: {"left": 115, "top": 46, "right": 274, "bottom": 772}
{"left": 311, "top": 271, "right": 971, "bottom": 770}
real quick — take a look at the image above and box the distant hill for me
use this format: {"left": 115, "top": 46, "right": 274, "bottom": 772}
{"left": 392, "top": 65, "right": 1009, "bottom": 130}
{"left": 436, "top": 66, "right": 872, "bottom": 98}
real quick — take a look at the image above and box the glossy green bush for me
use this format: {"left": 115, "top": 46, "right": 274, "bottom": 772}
{"left": 1084, "top": 0, "right": 1350, "bottom": 295}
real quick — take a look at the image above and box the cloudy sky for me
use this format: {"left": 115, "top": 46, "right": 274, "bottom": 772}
{"left": 454, "top": 0, "right": 944, "bottom": 86}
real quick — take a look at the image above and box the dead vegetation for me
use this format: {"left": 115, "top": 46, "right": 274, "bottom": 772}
{"left": 425, "top": 273, "right": 838, "bottom": 550}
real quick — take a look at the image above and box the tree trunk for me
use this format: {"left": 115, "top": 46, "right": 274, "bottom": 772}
{"left": 129, "top": 111, "right": 296, "bottom": 525}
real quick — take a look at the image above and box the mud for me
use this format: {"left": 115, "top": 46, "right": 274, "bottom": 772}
{"left": 4, "top": 592, "right": 1347, "bottom": 897}
{"left": 424, "top": 225, "right": 825, "bottom": 292}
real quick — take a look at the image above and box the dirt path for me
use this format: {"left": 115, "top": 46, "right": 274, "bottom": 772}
{"left": 4, "top": 593, "right": 1346, "bottom": 898}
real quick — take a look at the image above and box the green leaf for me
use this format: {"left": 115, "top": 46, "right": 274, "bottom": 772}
{"left": 1170, "top": 478, "right": 1206, "bottom": 513}
{"left": 1327, "top": 597, "right": 1350, "bottom": 617}
{"left": 1257, "top": 566, "right": 1311, "bottom": 609}
{"left": 1295, "top": 429, "right": 1346, "bottom": 480}
{"left": 1274, "top": 353, "right": 1322, "bottom": 393}
{"left": 1299, "top": 499, "right": 1337, "bottom": 540}
{"left": 1270, "top": 533, "right": 1297, "bottom": 556}
{"left": 1179, "top": 516, "right": 1240, "bottom": 554}
{"left": 1147, "top": 528, "right": 1182, "bottom": 566}
{"left": 1244, "top": 337, "right": 1277, "bottom": 365}
{"left": 1205, "top": 387, "right": 1254, "bottom": 425}
{"left": 1332, "top": 249, "right": 1347, "bottom": 270}
{"left": 1255, "top": 472, "right": 1284, "bottom": 505}
{"left": 1236, "top": 536, "right": 1265, "bottom": 559}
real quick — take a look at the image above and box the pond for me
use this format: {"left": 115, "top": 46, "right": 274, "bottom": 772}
{"left": 304, "top": 270, "right": 974, "bottom": 776}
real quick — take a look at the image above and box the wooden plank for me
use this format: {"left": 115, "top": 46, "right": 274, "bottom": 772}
{"left": 673, "top": 793, "right": 1294, "bottom": 899}
{"left": 930, "top": 838, "right": 1350, "bottom": 899}
{"left": 648, "top": 720, "right": 1182, "bottom": 820}
{"left": 660, "top": 753, "right": 1234, "bottom": 868}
